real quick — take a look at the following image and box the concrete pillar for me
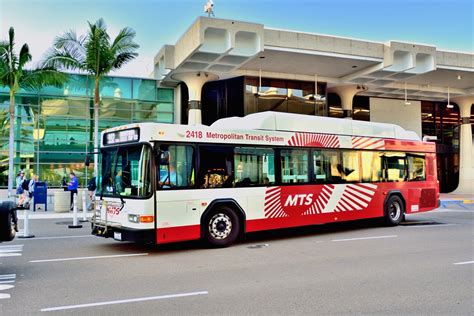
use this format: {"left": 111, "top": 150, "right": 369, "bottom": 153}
{"left": 171, "top": 72, "right": 218, "bottom": 125}
{"left": 452, "top": 96, "right": 474, "bottom": 194}
{"left": 329, "top": 85, "right": 367, "bottom": 119}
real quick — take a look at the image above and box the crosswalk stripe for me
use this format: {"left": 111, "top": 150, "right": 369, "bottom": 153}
{"left": 0, "top": 274, "right": 16, "bottom": 280}
{"left": 0, "top": 253, "right": 22, "bottom": 258}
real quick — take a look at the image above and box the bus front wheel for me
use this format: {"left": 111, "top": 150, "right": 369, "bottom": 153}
{"left": 383, "top": 195, "right": 404, "bottom": 226}
{"left": 0, "top": 201, "right": 17, "bottom": 242}
{"left": 203, "top": 206, "right": 240, "bottom": 247}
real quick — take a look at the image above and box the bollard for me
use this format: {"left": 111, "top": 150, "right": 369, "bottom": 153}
{"left": 68, "top": 193, "right": 83, "bottom": 229}
{"left": 80, "top": 188, "right": 88, "bottom": 222}
{"left": 19, "top": 198, "right": 35, "bottom": 239}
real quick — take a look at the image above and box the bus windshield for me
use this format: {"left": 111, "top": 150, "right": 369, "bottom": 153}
{"left": 98, "top": 144, "right": 152, "bottom": 198}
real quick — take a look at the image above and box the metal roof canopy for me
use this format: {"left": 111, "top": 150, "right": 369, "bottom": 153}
{"left": 155, "top": 17, "right": 474, "bottom": 102}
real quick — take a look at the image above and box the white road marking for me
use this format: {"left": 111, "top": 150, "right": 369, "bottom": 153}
{"left": 0, "top": 274, "right": 16, "bottom": 280}
{"left": 18, "top": 235, "right": 93, "bottom": 241}
{"left": 332, "top": 235, "right": 398, "bottom": 242}
{"left": 453, "top": 261, "right": 474, "bottom": 265}
{"left": 431, "top": 209, "right": 473, "bottom": 213}
{"left": 0, "top": 293, "right": 11, "bottom": 299}
{"left": 41, "top": 291, "right": 209, "bottom": 312}
{"left": 0, "top": 245, "right": 23, "bottom": 257}
{"left": 0, "top": 253, "right": 22, "bottom": 257}
{"left": 0, "top": 280, "right": 15, "bottom": 284}
{"left": 30, "top": 253, "right": 149, "bottom": 263}
{"left": 402, "top": 224, "right": 458, "bottom": 228}
{"left": 0, "top": 285, "right": 14, "bottom": 291}
{"left": 0, "top": 249, "right": 22, "bottom": 253}
{"left": 0, "top": 245, "right": 23, "bottom": 248}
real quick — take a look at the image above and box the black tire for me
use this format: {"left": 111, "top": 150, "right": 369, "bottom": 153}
{"left": 383, "top": 195, "right": 404, "bottom": 226}
{"left": 0, "top": 201, "right": 16, "bottom": 242}
{"left": 203, "top": 206, "right": 240, "bottom": 247}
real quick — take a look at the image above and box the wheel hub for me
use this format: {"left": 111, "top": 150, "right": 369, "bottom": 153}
{"left": 389, "top": 202, "right": 401, "bottom": 221}
{"left": 209, "top": 213, "right": 232, "bottom": 240}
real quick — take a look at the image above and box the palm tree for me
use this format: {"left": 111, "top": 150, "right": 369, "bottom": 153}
{"left": 42, "top": 18, "right": 139, "bottom": 177}
{"left": 0, "top": 27, "right": 67, "bottom": 200}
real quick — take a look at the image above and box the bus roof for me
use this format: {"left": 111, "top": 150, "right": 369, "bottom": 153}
{"left": 211, "top": 112, "right": 420, "bottom": 141}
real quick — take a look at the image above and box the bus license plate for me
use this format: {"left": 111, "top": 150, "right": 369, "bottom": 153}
{"left": 113, "top": 232, "right": 122, "bottom": 241}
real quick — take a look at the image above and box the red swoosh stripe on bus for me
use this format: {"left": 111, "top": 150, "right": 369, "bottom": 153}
{"left": 302, "top": 184, "right": 335, "bottom": 215}
{"left": 351, "top": 136, "right": 385, "bottom": 149}
{"left": 334, "top": 183, "right": 377, "bottom": 212}
{"left": 288, "top": 132, "right": 340, "bottom": 148}
{"left": 264, "top": 187, "right": 289, "bottom": 218}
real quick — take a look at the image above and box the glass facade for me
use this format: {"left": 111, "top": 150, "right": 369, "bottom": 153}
{"left": 0, "top": 74, "right": 174, "bottom": 188}
{"left": 245, "top": 77, "right": 327, "bottom": 117}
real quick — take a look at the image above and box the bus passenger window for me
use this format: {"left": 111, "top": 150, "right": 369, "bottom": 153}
{"left": 158, "top": 145, "right": 195, "bottom": 189}
{"left": 360, "top": 151, "right": 382, "bottom": 182}
{"left": 383, "top": 153, "right": 406, "bottom": 182}
{"left": 341, "top": 151, "right": 360, "bottom": 182}
{"left": 407, "top": 154, "right": 426, "bottom": 181}
{"left": 198, "top": 146, "right": 234, "bottom": 189}
{"left": 281, "top": 149, "right": 309, "bottom": 183}
{"left": 234, "top": 147, "right": 275, "bottom": 186}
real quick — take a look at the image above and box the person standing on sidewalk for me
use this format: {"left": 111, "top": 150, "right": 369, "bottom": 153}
{"left": 87, "top": 176, "right": 96, "bottom": 210}
{"left": 67, "top": 171, "right": 79, "bottom": 211}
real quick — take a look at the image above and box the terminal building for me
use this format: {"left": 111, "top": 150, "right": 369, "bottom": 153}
{"left": 1, "top": 17, "right": 473, "bottom": 195}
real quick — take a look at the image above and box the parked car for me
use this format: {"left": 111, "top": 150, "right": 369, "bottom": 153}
{"left": 0, "top": 201, "right": 18, "bottom": 242}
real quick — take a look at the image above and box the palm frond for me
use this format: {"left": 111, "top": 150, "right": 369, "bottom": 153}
{"left": 8, "top": 27, "right": 14, "bottom": 55}
{"left": 7, "top": 27, "right": 18, "bottom": 72}
{"left": 18, "top": 43, "right": 32, "bottom": 70}
{"left": 112, "top": 52, "right": 138, "bottom": 70}
{"left": 41, "top": 47, "right": 84, "bottom": 71}
{"left": 110, "top": 27, "right": 139, "bottom": 55}
{"left": 20, "top": 68, "right": 68, "bottom": 91}
{"left": 54, "top": 32, "right": 86, "bottom": 63}
{"left": 0, "top": 41, "right": 8, "bottom": 58}
{"left": 85, "top": 19, "right": 113, "bottom": 76}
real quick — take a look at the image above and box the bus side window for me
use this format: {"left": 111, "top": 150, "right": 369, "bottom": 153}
{"left": 341, "top": 151, "right": 360, "bottom": 182}
{"left": 407, "top": 154, "right": 426, "bottom": 181}
{"left": 383, "top": 153, "right": 406, "bottom": 182}
{"left": 280, "top": 149, "right": 309, "bottom": 183}
{"left": 198, "top": 146, "right": 234, "bottom": 189}
{"left": 360, "top": 151, "right": 382, "bottom": 183}
{"left": 158, "top": 145, "right": 195, "bottom": 189}
{"left": 234, "top": 147, "right": 275, "bottom": 186}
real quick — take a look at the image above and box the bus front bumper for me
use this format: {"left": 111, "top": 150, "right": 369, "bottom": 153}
{"left": 92, "top": 225, "right": 155, "bottom": 243}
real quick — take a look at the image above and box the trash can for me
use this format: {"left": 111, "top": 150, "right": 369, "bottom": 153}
{"left": 53, "top": 191, "right": 70, "bottom": 213}
{"left": 34, "top": 182, "right": 48, "bottom": 212}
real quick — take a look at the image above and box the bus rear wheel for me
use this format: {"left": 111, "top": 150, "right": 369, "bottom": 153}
{"left": 384, "top": 195, "right": 404, "bottom": 226}
{"left": 203, "top": 206, "right": 240, "bottom": 247}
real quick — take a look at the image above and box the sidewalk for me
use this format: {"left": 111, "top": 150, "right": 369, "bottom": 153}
{"left": 16, "top": 210, "right": 94, "bottom": 220}
{"left": 439, "top": 192, "right": 474, "bottom": 210}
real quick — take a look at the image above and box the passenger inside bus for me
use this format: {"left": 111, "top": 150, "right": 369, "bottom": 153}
{"left": 159, "top": 154, "right": 182, "bottom": 188}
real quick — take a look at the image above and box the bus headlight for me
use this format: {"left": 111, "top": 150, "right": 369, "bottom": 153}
{"left": 128, "top": 214, "right": 140, "bottom": 223}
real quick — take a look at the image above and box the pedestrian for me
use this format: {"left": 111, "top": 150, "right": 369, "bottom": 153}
{"left": 16, "top": 171, "right": 24, "bottom": 195}
{"left": 87, "top": 176, "right": 96, "bottom": 210}
{"left": 18, "top": 175, "right": 31, "bottom": 208}
{"left": 25, "top": 175, "right": 37, "bottom": 210}
{"left": 67, "top": 171, "right": 79, "bottom": 211}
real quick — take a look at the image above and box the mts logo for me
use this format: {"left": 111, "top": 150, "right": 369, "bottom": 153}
{"left": 284, "top": 194, "right": 314, "bottom": 207}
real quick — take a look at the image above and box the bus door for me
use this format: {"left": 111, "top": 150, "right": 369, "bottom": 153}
{"left": 155, "top": 144, "right": 199, "bottom": 242}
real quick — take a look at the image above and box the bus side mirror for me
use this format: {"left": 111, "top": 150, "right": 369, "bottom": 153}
{"left": 85, "top": 154, "right": 91, "bottom": 167}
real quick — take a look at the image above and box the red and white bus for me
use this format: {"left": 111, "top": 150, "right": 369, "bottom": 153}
{"left": 91, "top": 112, "right": 439, "bottom": 247}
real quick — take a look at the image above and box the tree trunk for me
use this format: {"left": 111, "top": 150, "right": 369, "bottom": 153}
{"left": 93, "top": 79, "right": 100, "bottom": 177}
{"left": 7, "top": 92, "right": 15, "bottom": 201}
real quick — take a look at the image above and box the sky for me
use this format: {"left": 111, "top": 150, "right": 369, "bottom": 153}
{"left": 1, "top": 0, "right": 473, "bottom": 78}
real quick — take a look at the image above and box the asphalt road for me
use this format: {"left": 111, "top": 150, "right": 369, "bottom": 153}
{"left": 1, "top": 208, "right": 472, "bottom": 315}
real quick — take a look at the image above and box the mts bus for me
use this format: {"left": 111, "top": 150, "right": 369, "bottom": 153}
{"left": 91, "top": 112, "right": 439, "bottom": 247}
